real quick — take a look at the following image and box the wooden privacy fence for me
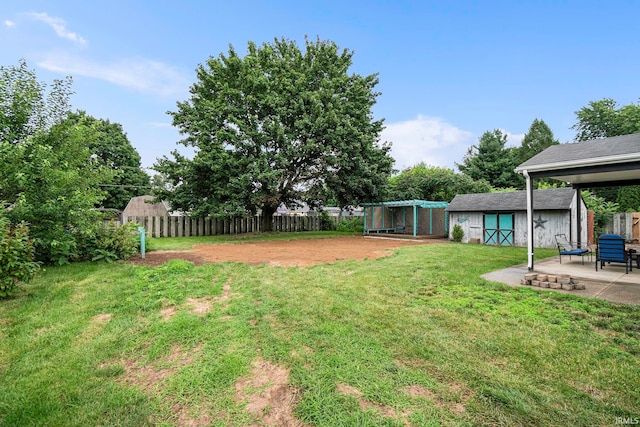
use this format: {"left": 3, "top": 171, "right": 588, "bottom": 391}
{"left": 602, "top": 212, "right": 640, "bottom": 240}
{"left": 121, "top": 215, "right": 325, "bottom": 238}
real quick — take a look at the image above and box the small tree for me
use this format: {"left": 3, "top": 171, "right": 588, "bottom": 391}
{"left": 0, "top": 214, "right": 40, "bottom": 297}
{"left": 452, "top": 224, "right": 464, "bottom": 242}
{"left": 582, "top": 190, "right": 619, "bottom": 237}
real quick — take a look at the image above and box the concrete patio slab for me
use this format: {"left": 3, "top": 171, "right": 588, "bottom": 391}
{"left": 482, "top": 256, "right": 640, "bottom": 305}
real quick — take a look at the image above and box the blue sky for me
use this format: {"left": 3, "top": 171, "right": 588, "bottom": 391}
{"left": 2, "top": 1, "right": 639, "bottom": 173}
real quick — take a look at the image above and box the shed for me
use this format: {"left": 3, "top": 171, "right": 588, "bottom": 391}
{"left": 445, "top": 188, "right": 587, "bottom": 248}
{"left": 122, "top": 195, "right": 182, "bottom": 218}
{"left": 361, "top": 200, "right": 449, "bottom": 237}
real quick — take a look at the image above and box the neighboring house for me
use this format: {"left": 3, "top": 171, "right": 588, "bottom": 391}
{"left": 322, "top": 207, "right": 364, "bottom": 218}
{"left": 122, "top": 195, "right": 182, "bottom": 218}
{"left": 445, "top": 188, "right": 588, "bottom": 248}
{"left": 276, "top": 202, "right": 364, "bottom": 217}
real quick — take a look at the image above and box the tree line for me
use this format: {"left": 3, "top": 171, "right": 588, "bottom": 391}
{"left": 2, "top": 37, "right": 640, "bottom": 275}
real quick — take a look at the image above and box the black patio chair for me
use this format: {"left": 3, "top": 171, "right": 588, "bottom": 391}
{"left": 555, "top": 234, "right": 590, "bottom": 264}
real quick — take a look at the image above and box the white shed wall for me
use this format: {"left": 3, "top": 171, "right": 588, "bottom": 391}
{"left": 448, "top": 209, "right": 585, "bottom": 249}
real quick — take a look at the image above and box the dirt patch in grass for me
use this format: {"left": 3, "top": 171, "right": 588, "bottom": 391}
{"left": 114, "top": 344, "right": 209, "bottom": 425}
{"left": 161, "top": 279, "right": 236, "bottom": 320}
{"left": 119, "top": 344, "right": 198, "bottom": 392}
{"left": 400, "top": 384, "right": 467, "bottom": 416}
{"left": 337, "top": 382, "right": 403, "bottom": 423}
{"left": 93, "top": 313, "right": 113, "bottom": 323}
{"left": 235, "top": 357, "right": 307, "bottom": 426}
{"left": 129, "top": 236, "right": 445, "bottom": 267}
{"left": 185, "top": 298, "right": 212, "bottom": 316}
{"left": 402, "top": 384, "right": 436, "bottom": 399}
{"left": 159, "top": 306, "right": 178, "bottom": 321}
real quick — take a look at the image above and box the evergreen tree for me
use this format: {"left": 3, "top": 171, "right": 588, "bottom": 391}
{"left": 456, "top": 129, "right": 521, "bottom": 188}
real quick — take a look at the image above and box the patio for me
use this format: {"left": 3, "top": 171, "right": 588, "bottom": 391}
{"left": 483, "top": 255, "right": 640, "bottom": 305}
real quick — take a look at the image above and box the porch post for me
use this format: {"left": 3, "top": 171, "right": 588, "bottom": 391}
{"left": 413, "top": 205, "right": 418, "bottom": 237}
{"left": 524, "top": 170, "right": 534, "bottom": 271}
{"left": 363, "top": 207, "right": 367, "bottom": 233}
{"left": 574, "top": 185, "right": 582, "bottom": 247}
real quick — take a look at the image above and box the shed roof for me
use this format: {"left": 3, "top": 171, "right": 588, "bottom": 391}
{"left": 361, "top": 200, "right": 449, "bottom": 209}
{"left": 445, "top": 188, "right": 577, "bottom": 212}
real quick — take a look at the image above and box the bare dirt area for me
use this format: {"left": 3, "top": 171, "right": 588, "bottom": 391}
{"left": 128, "top": 236, "right": 446, "bottom": 267}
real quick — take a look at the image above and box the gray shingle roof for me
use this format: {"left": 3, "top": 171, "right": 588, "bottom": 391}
{"left": 445, "top": 187, "right": 577, "bottom": 212}
{"left": 516, "top": 133, "right": 640, "bottom": 170}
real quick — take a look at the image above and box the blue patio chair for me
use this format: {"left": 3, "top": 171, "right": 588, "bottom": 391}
{"left": 555, "top": 234, "right": 590, "bottom": 264}
{"left": 596, "top": 234, "right": 631, "bottom": 273}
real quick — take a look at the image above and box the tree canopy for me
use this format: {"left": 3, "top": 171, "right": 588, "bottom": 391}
{"left": 0, "top": 59, "right": 72, "bottom": 145}
{"left": 573, "top": 98, "right": 640, "bottom": 207}
{"left": 572, "top": 98, "right": 640, "bottom": 141}
{"left": 155, "top": 37, "right": 394, "bottom": 230}
{"left": 0, "top": 61, "right": 112, "bottom": 263}
{"left": 388, "top": 163, "right": 492, "bottom": 201}
{"left": 517, "top": 118, "right": 559, "bottom": 164}
{"left": 456, "top": 129, "right": 520, "bottom": 189}
{"left": 64, "top": 111, "right": 150, "bottom": 211}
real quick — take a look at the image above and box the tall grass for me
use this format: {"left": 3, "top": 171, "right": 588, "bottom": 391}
{"left": 0, "top": 239, "right": 638, "bottom": 426}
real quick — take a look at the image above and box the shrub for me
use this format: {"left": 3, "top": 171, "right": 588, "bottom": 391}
{"left": 319, "top": 211, "right": 336, "bottom": 231}
{"left": 0, "top": 217, "right": 40, "bottom": 297}
{"left": 336, "top": 216, "right": 364, "bottom": 233}
{"left": 89, "top": 222, "right": 141, "bottom": 262}
{"left": 452, "top": 224, "right": 464, "bottom": 242}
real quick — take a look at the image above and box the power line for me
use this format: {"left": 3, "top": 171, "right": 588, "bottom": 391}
{"left": 97, "top": 184, "right": 154, "bottom": 188}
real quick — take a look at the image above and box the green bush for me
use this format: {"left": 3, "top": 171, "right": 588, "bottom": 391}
{"left": 319, "top": 211, "right": 336, "bottom": 231}
{"left": 0, "top": 217, "right": 40, "bottom": 297}
{"left": 89, "top": 222, "right": 141, "bottom": 262}
{"left": 336, "top": 216, "right": 364, "bottom": 233}
{"left": 452, "top": 224, "right": 464, "bottom": 242}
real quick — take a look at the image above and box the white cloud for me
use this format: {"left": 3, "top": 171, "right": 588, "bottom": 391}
{"left": 37, "top": 52, "right": 190, "bottom": 98}
{"left": 26, "top": 12, "right": 87, "bottom": 46}
{"left": 4, "top": 19, "right": 16, "bottom": 28}
{"left": 501, "top": 129, "right": 525, "bottom": 147}
{"left": 381, "top": 114, "right": 474, "bottom": 172}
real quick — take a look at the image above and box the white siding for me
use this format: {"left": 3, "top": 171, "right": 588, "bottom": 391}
{"left": 449, "top": 212, "right": 484, "bottom": 243}
{"left": 448, "top": 210, "right": 574, "bottom": 248}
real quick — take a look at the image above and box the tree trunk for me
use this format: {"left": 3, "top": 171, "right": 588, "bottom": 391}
{"left": 261, "top": 205, "right": 276, "bottom": 232}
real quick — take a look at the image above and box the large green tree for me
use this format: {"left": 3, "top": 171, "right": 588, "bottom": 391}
{"left": 456, "top": 129, "right": 520, "bottom": 189}
{"left": 572, "top": 98, "right": 640, "bottom": 206}
{"left": 388, "top": 163, "right": 492, "bottom": 201}
{"left": 517, "top": 118, "right": 559, "bottom": 164}
{"left": 0, "top": 61, "right": 112, "bottom": 263}
{"left": 155, "top": 37, "right": 394, "bottom": 230}
{"left": 64, "top": 111, "right": 150, "bottom": 211}
{"left": 0, "top": 59, "right": 71, "bottom": 146}
{"left": 572, "top": 98, "right": 640, "bottom": 141}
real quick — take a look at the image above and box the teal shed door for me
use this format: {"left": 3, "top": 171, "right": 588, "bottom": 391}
{"left": 484, "top": 213, "right": 514, "bottom": 246}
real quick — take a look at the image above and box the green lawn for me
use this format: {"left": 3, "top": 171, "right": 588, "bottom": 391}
{"left": 1, "top": 234, "right": 638, "bottom": 426}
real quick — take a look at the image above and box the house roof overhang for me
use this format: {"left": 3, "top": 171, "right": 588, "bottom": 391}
{"left": 514, "top": 133, "right": 640, "bottom": 187}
